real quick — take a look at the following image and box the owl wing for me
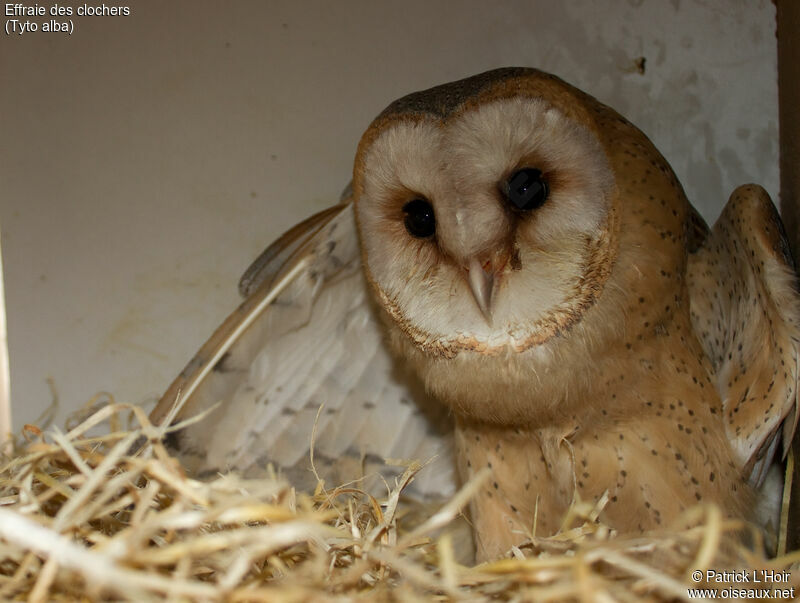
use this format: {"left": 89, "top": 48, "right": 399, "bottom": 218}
{"left": 687, "top": 184, "right": 800, "bottom": 487}
{"left": 149, "top": 202, "right": 456, "bottom": 498}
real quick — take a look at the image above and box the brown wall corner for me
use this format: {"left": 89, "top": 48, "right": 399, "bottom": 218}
{"left": 777, "top": 0, "right": 800, "bottom": 554}
{"left": 777, "top": 0, "right": 800, "bottom": 257}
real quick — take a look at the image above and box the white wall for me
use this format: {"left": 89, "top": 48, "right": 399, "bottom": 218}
{"left": 0, "top": 0, "right": 778, "bottom": 430}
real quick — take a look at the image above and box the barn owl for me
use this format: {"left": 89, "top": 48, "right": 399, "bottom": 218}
{"left": 151, "top": 68, "right": 799, "bottom": 561}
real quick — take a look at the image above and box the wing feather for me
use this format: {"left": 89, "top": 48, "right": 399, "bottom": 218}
{"left": 687, "top": 184, "right": 800, "bottom": 486}
{"left": 151, "top": 202, "right": 456, "bottom": 498}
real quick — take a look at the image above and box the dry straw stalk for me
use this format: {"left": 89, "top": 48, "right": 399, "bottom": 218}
{"left": 0, "top": 399, "right": 796, "bottom": 601}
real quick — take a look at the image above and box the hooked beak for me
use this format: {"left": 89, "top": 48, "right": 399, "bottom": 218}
{"left": 467, "top": 258, "right": 494, "bottom": 324}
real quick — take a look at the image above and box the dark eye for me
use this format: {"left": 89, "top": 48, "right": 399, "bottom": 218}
{"left": 403, "top": 198, "right": 436, "bottom": 238}
{"left": 503, "top": 168, "right": 548, "bottom": 211}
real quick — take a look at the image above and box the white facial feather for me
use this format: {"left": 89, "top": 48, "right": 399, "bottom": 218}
{"left": 446, "top": 98, "right": 612, "bottom": 240}
{"left": 357, "top": 98, "right": 615, "bottom": 355}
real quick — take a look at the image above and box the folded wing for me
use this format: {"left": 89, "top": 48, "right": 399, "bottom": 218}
{"left": 687, "top": 184, "right": 800, "bottom": 486}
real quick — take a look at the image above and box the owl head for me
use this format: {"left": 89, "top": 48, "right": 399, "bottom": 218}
{"left": 353, "top": 68, "right": 693, "bottom": 424}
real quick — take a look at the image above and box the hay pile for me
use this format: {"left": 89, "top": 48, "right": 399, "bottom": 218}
{"left": 0, "top": 400, "right": 796, "bottom": 601}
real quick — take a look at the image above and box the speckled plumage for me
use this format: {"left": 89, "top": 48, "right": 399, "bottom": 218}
{"left": 152, "top": 68, "right": 799, "bottom": 562}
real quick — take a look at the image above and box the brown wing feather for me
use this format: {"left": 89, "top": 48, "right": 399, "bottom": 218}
{"left": 687, "top": 184, "right": 800, "bottom": 486}
{"left": 237, "top": 204, "right": 348, "bottom": 298}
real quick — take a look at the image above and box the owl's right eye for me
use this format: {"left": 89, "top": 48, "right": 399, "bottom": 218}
{"left": 403, "top": 198, "right": 436, "bottom": 238}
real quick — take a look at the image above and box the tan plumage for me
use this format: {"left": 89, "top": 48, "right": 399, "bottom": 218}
{"left": 152, "top": 68, "right": 799, "bottom": 561}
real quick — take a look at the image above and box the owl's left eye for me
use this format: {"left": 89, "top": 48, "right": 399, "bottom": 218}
{"left": 502, "top": 168, "right": 549, "bottom": 211}
{"left": 403, "top": 198, "right": 436, "bottom": 238}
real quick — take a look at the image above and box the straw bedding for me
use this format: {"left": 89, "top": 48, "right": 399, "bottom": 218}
{"left": 0, "top": 398, "right": 796, "bottom": 601}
